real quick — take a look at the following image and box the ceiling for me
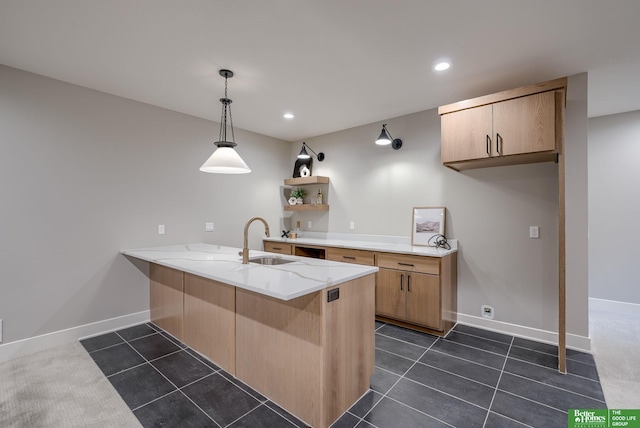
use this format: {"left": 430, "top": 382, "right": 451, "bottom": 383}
{"left": 1, "top": 1, "right": 639, "bottom": 142}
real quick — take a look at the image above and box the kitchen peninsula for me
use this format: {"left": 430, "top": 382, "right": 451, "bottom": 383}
{"left": 121, "top": 243, "right": 378, "bottom": 428}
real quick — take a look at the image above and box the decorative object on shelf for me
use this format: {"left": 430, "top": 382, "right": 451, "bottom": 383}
{"left": 297, "top": 142, "right": 325, "bottom": 161}
{"left": 411, "top": 206, "right": 446, "bottom": 246}
{"left": 288, "top": 197, "right": 298, "bottom": 206}
{"left": 292, "top": 158, "right": 312, "bottom": 178}
{"left": 300, "top": 165, "right": 310, "bottom": 177}
{"left": 290, "top": 187, "right": 306, "bottom": 205}
{"left": 199, "top": 69, "right": 251, "bottom": 174}
{"left": 375, "top": 124, "right": 403, "bottom": 150}
{"left": 281, "top": 230, "right": 290, "bottom": 238}
{"left": 316, "top": 188, "right": 323, "bottom": 205}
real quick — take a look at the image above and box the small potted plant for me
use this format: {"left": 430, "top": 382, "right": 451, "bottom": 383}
{"left": 290, "top": 187, "right": 306, "bottom": 205}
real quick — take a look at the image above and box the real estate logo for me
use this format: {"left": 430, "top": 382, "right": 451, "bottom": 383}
{"left": 569, "top": 409, "right": 640, "bottom": 428}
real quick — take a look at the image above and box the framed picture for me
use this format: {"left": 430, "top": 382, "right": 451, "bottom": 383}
{"left": 411, "top": 207, "right": 446, "bottom": 246}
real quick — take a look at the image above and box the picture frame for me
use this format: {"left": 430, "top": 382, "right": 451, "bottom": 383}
{"left": 411, "top": 206, "right": 446, "bottom": 246}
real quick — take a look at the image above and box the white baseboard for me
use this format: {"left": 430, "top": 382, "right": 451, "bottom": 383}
{"left": 456, "top": 313, "right": 592, "bottom": 353}
{"left": 589, "top": 297, "right": 640, "bottom": 316}
{"left": 0, "top": 310, "right": 150, "bottom": 363}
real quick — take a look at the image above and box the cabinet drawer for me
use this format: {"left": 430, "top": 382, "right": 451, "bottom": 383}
{"left": 377, "top": 253, "right": 440, "bottom": 275}
{"left": 326, "top": 247, "right": 375, "bottom": 266}
{"left": 263, "top": 242, "right": 293, "bottom": 255}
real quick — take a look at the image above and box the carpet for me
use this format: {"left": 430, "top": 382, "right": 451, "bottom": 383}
{"left": 0, "top": 341, "right": 141, "bottom": 427}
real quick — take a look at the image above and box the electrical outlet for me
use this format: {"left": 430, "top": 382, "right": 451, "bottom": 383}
{"left": 205, "top": 222, "right": 214, "bottom": 232}
{"left": 307, "top": 221, "right": 312, "bottom": 229}
{"left": 0, "top": 319, "right": 3, "bottom": 343}
{"left": 529, "top": 226, "right": 540, "bottom": 239}
{"left": 158, "top": 224, "right": 165, "bottom": 235}
{"left": 349, "top": 221, "right": 355, "bottom": 230}
{"left": 481, "top": 305, "right": 494, "bottom": 319}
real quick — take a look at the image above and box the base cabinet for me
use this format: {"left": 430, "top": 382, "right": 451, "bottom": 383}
{"left": 376, "top": 268, "right": 441, "bottom": 331}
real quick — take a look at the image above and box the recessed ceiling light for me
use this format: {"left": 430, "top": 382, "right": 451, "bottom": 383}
{"left": 283, "top": 113, "right": 295, "bottom": 119}
{"left": 434, "top": 62, "right": 451, "bottom": 71}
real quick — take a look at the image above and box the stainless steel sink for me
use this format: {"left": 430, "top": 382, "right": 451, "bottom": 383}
{"left": 248, "top": 256, "right": 296, "bottom": 266}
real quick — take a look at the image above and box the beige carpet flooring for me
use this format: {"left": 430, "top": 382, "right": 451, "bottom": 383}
{"left": 0, "top": 341, "right": 141, "bottom": 428}
{"left": 590, "top": 307, "right": 640, "bottom": 409}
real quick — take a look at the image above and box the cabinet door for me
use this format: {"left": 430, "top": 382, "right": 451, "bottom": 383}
{"left": 375, "top": 268, "right": 405, "bottom": 320}
{"left": 441, "top": 104, "right": 493, "bottom": 163}
{"left": 405, "top": 272, "right": 441, "bottom": 330}
{"left": 493, "top": 91, "right": 556, "bottom": 156}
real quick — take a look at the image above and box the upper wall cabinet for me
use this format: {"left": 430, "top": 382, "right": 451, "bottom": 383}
{"left": 438, "top": 77, "right": 567, "bottom": 171}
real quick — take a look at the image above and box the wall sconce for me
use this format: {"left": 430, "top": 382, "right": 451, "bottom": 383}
{"left": 375, "top": 124, "right": 403, "bottom": 150}
{"left": 297, "top": 142, "right": 325, "bottom": 161}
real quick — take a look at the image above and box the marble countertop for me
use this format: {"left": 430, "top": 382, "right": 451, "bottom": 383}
{"left": 264, "top": 234, "right": 458, "bottom": 257}
{"left": 121, "top": 243, "right": 378, "bottom": 301}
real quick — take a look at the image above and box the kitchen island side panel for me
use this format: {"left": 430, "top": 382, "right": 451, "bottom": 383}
{"left": 323, "top": 274, "right": 375, "bottom": 427}
{"left": 235, "top": 274, "right": 375, "bottom": 428}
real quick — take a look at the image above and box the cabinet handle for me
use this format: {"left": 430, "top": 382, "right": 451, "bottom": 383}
{"left": 486, "top": 134, "right": 491, "bottom": 155}
{"left": 272, "top": 247, "right": 282, "bottom": 250}
{"left": 342, "top": 256, "right": 356, "bottom": 260}
{"left": 400, "top": 274, "right": 404, "bottom": 291}
{"left": 398, "top": 262, "right": 414, "bottom": 267}
{"left": 407, "top": 275, "right": 411, "bottom": 292}
{"left": 496, "top": 133, "right": 502, "bottom": 155}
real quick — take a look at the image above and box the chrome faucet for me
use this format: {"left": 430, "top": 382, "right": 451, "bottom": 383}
{"left": 240, "top": 216, "right": 270, "bottom": 264}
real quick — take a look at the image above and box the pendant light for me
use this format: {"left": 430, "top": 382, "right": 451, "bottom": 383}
{"left": 199, "top": 69, "right": 251, "bottom": 174}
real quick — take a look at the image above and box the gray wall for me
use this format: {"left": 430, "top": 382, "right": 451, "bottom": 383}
{"left": 294, "top": 75, "right": 589, "bottom": 339}
{"left": 0, "top": 65, "right": 290, "bottom": 344}
{"left": 0, "top": 64, "right": 590, "bottom": 346}
{"left": 589, "top": 110, "right": 640, "bottom": 304}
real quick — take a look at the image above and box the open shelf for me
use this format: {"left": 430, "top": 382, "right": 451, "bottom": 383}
{"left": 284, "top": 176, "right": 329, "bottom": 186}
{"left": 284, "top": 204, "right": 329, "bottom": 212}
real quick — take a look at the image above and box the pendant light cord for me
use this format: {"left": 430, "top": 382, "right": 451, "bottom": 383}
{"left": 218, "top": 75, "right": 235, "bottom": 145}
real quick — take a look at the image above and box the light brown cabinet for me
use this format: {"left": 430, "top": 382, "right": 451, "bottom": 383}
{"left": 376, "top": 253, "right": 446, "bottom": 331}
{"left": 265, "top": 240, "right": 458, "bottom": 336}
{"left": 263, "top": 241, "right": 293, "bottom": 255}
{"left": 439, "top": 77, "right": 566, "bottom": 171}
{"left": 326, "top": 247, "right": 375, "bottom": 266}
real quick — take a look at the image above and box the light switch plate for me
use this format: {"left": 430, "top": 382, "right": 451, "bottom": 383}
{"left": 349, "top": 221, "right": 355, "bottom": 230}
{"left": 0, "top": 319, "right": 3, "bottom": 343}
{"left": 205, "top": 222, "right": 214, "bottom": 232}
{"left": 307, "top": 221, "right": 312, "bottom": 229}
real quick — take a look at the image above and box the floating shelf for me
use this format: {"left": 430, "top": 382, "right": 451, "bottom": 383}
{"left": 284, "top": 204, "right": 329, "bottom": 212}
{"left": 284, "top": 176, "right": 329, "bottom": 186}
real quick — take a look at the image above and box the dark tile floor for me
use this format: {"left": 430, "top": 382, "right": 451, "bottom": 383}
{"left": 81, "top": 322, "right": 606, "bottom": 428}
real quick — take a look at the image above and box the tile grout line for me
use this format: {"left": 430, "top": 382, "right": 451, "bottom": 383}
{"left": 224, "top": 403, "right": 298, "bottom": 428}
{"left": 482, "top": 335, "right": 514, "bottom": 428}
{"left": 504, "top": 370, "right": 607, "bottom": 404}
{"left": 355, "top": 337, "right": 457, "bottom": 428}
{"left": 114, "top": 330, "right": 223, "bottom": 427}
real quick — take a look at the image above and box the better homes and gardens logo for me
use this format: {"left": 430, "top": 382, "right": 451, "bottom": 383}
{"left": 569, "top": 409, "right": 640, "bottom": 428}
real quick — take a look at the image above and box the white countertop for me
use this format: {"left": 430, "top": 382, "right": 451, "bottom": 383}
{"left": 121, "top": 243, "right": 378, "bottom": 301}
{"left": 264, "top": 233, "right": 458, "bottom": 257}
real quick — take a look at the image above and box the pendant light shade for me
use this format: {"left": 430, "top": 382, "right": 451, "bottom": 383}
{"left": 199, "top": 69, "right": 251, "bottom": 174}
{"left": 199, "top": 146, "right": 251, "bottom": 174}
